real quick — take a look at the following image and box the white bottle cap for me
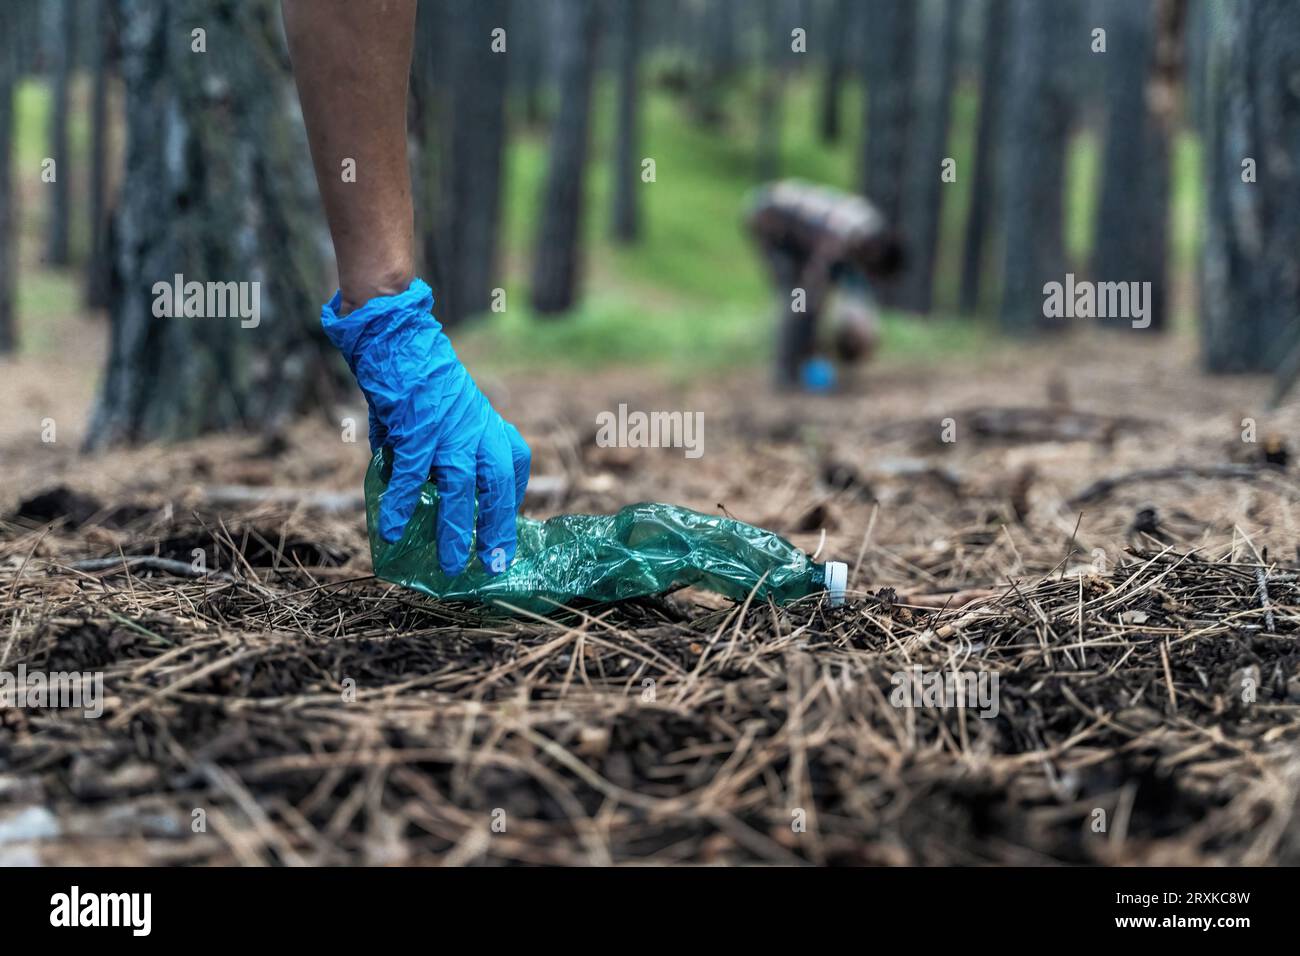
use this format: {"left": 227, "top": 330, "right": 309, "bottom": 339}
{"left": 823, "top": 561, "right": 847, "bottom": 606}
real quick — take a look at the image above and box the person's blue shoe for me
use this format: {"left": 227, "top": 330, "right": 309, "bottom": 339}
{"left": 799, "top": 357, "right": 837, "bottom": 393}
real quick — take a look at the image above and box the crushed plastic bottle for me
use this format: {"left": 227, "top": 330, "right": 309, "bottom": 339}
{"left": 364, "top": 450, "right": 847, "bottom": 614}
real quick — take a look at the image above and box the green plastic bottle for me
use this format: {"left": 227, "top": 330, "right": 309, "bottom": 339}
{"left": 364, "top": 450, "right": 847, "bottom": 614}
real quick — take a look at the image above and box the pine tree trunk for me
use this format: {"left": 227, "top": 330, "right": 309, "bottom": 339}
{"left": 710, "top": 0, "right": 738, "bottom": 80}
{"left": 513, "top": 0, "right": 546, "bottom": 126}
{"left": 817, "top": 0, "right": 852, "bottom": 144}
{"left": 453, "top": 0, "right": 509, "bottom": 323}
{"left": 45, "top": 0, "right": 76, "bottom": 267}
{"left": 610, "top": 0, "right": 642, "bottom": 243}
{"left": 14, "top": 0, "right": 42, "bottom": 76}
{"left": 421, "top": 0, "right": 512, "bottom": 325}
{"left": 410, "top": 0, "right": 447, "bottom": 302}
{"left": 86, "top": 0, "right": 343, "bottom": 449}
{"left": 85, "top": 0, "right": 115, "bottom": 309}
{"left": 897, "top": 0, "right": 958, "bottom": 314}
{"left": 690, "top": 0, "right": 737, "bottom": 128}
{"left": 0, "top": 1, "right": 20, "bottom": 353}
{"left": 1092, "top": 0, "right": 1184, "bottom": 333}
{"left": 1202, "top": 0, "right": 1300, "bottom": 373}
{"left": 1186, "top": 0, "right": 1211, "bottom": 130}
{"left": 757, "top": 0, "right": 784, "bottom": 181}
{"left": 530, "top": 0, "right": 600, "bottom": 316}
{"left": 860, "top": 0, "right": 917, "bottom": 226}
{"left": 997, "top": 0, "right": 1077, "bottom": 335}
{"left": 959, "top": 0, "right": 1007, "bottom": 314}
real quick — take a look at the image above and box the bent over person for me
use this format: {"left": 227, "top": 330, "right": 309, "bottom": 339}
{"left": 746, "top": 180, "right": 905, "bottom": 391}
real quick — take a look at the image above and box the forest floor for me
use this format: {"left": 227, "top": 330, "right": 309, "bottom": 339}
{"left": 3, "top": 323, "right": 1300, "bottom": 865}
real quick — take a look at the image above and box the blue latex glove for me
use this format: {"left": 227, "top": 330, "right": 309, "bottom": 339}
{"left": 321, "top": 279, "right": 530, "bottom": 576}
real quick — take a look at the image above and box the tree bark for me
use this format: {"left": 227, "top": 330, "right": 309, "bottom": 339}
{"left": 0, "top": 1, "right": 21, "bottom": 353}
{"left": 87, "top": 0, "right": 344, "bottom": 449}
{"left": 530, "top": 0, "right": 600, "bottom": 316}
{"left": 45, "top": 0, "right": 76, "bottom": 267}
{"left": 512, "top": 0, "right": 546, "bottom": 126}
{"left": 817, "top": 0, "right": 852, "bottom": 144}
{"left": 414, "top": 0, "right": 510, "bottom": 326}
{"left": 897, "top": 0, "right": 959, "bottom": 314}
{"left": 1202, "top": 0, "right": 1300, "bottom": 373}
{"left": 1092, "top": 0, "right": 1185, "bottom": 333}
{"left": 997, "top": 0, "right": 1077, "bottom": 335}
{"left": 709, "top": 0, "right": 739, "bottom": 81}
{"left": 959, "top": 0, "right": 1007, "bottom": 314}
{"left": 410, "top": 0, "right": 447, "bottom": 302}
{"left": 860, "top": 0, "right": 917, "bottom": 226}
{"left": 14, "top": 0, "right": 42, "bottom": 76}
{"left": 690, "top": 0, "right": 738, "bottom": 129}
{"left": 85, "top": 0, "right": 116, "bottom": 309}
{"left": 1185, "top": 0, "right": 1211, "bottom": 130}
{"left": 610, "top": 0, "right": 642, "bottom": 243}
{"left": 757, "top": 0, "right": 785, "bottom": 181}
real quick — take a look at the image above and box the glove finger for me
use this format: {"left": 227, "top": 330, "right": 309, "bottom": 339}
{"left": 502, "top": 421, "right": 532, "bottom": 508}
{"left": 433, "top": 452, "right": 476, "bottom": 577}
{"left": 379, "top": 429, "right": 436, "bottom": 544}
{"left": 474, "top": 421, "right": 518, "bottom": 574}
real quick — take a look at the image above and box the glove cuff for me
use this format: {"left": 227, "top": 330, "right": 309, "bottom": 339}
{"left": 320, "top": 278, "right": 438, "bottom": 365}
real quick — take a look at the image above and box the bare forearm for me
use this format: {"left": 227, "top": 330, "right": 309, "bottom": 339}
{"left": 282, "top": 0, "right": 417, "bottom": 310}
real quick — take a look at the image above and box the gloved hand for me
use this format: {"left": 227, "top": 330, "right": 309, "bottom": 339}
{"left": 321, "top": 279, "right": 530, "bottom": 576}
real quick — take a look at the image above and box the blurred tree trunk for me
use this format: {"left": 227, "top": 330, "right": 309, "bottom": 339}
{"left": 0, "top": 1, "right": 21, "bottom": 353}
{"left": 410, "top": 1, "right": 446, "bottom": 300}
{"left": 45, "top": 0, "right": 76, "bottom": 267}
{"left": 414, "top": 0, "right": 509, "bottom": 326}
{"left": 1186, "top": 0, "right": 1210, "bottom": 130}
{"left": 959, "top": 0, "right": 1007, "bottom": 314}
{"left": 610, "top": 0, "right": 642, "bottom": 243}
{"left": 85, "top": 0, "right": 116, "bottom": 309}
{"left": 1202, "top": 0, "right": 1300, "bottom": 373}
{"left": 87, "top": 0, "right": 342, "bottom": 449}
{"left": 513, "top": 0, "right": 546, "bottom": 126}
{"left": 997, "top": 0, "right": 1077, "bottom": 335}
{"left": 817, "top": 0, "right": 852, "bottom": 144}
{"left": 860, "top": 0, "right": 917, "bottom": 226}
{"left": 531, "top": 0, "right": 600, "bottom": 316}
{"left": 709, "top": 0, "right": 738, "bottom": 80}
{"left": 447, "top": 0, "right": 508, "bottom": 324}
{"left": 690, "top": 0, "right": 737, "bottom": 129}
{"left": 757, "top": 0, "right": 785, "bottom": 181}
{"left": 898, "top": 0, "right": 959, "bottom": 314}
{"left": 1092, "top": 0, "right": 1185, "bottom": 333}
{"left": 783, "top": 0, "right": 810, "bottom": 73}
{"left": 15, "top": 0, "right": 42, "bottom": 76}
